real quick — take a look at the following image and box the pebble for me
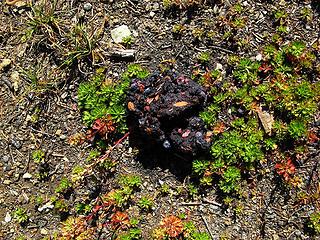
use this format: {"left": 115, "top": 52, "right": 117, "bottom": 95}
{"left": 0, "top": 59, "right": 11, "bottom": 71}
{"left": 2, "top": 156, "right": 10, "bottom": 163}
{"left": 10, "top": 71, "right": 20, "bottom": 92}
{"left": 150, "top": 11, "right": 155, "bottom": 17}
{"left": 4, "top": 212, "right": 11, "bottom": 223}
{"left": 22, "top": 172, "right": 32, "bottom": 179}
{"left": 11, "top": 139, "right": 22, "bottom": 149}
{"left": 40, "top": 228, "right": 48, "bottom": 235}
{"left": 111, "top": 25, "right": 132, "bottom": 44}
{"left": 55, "top": 129, "right": 62, "bottom": 135}
{"left": 60, "top": 134, "right": 67, "bottom": 140}
{"left": 38, "top": 202, "right": 54, "bottom": 212}
{"left": 61, "top": 92, "right": 68, "bottom": 99}
{"left": 83, "top": 2, "right": 92, "bottom": 11}
{"left": 215, "top": 63, "right": 223, "bottom": 70}
{"left": 256, "top": 53, "right": 263, "bottom": 61}
{"left": 3, "top": 165, "right": 11, "bottom": 172}
{"left": 3, "top": 180, "right": 11, "bottom": 185}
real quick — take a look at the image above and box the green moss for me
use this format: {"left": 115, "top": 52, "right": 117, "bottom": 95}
{"left": 55, "top": 177, "right": 72, "bottom": 194}
{"left": 309, "top": 211, "right": 320, "bottom": 234}
{"left": 32, "top": 149, "right": 45, "bottom": 163}
{"left": 78, "top": 65, "right": 149, "bottom": 133}
{"left": 13, "top": 208, "right": 29, "bottom": 224}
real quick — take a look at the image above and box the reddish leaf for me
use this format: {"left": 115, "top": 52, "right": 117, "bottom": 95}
{"left": 110, "top": 211, "right": 130, "bottom": 230}
{"left": 275, "top": 158, "right": 296, "bottom": 181}
{"left": 160, "top": 215, "right": 183, "bottom": 238}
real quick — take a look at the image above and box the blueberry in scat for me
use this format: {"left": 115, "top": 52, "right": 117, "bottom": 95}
{"left": 138, "top": 118, "right": 145, "bottom": 125}
{"left": 195, "top": 132, "right": 203, "bottom": 138}
{"left": 130, "top": 83, "right": 139, "bottom": 91}
{"left": 163, "top": 140, "right": 171, "bottom": 149}
{"left": 144, "top": 87, "right": 152, "bottom": 95}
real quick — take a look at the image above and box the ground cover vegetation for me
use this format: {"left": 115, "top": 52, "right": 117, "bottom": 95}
{"left": 0, "top": 0, "right": 319, "bottom": 239}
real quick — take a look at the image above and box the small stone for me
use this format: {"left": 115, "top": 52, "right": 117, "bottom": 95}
{"left": 111, "top": 25, "right": 132, "bottom": 44}
{"left": 2, "top": 156, "right": 10, "bottom": 163}
{"left": 83, "top": 2, "right": 92, "bottom": 11}
{"left": 55, "top": 129, "right": 62, "bottom": 135}
{"left": 242, "top": 1, "right": 249, "bottom": 6}
{"left": 11, "top": 139, "right": 22, "bottom": 149}
{"left": 0, "top": 59, "right": 11, "bottom": 71}
{"left": 40, "top": 228, "right": 48, "bottom": 235}
{"left": 38, "top": 202, "right": 54, "bottom": 212}
{"left": 22, "top": 172, "right": 32, "bottom": 179}
{"left": 10, "top": 71, "right": 20, "bottom": 92}
{"left": 3, "top": 180, "right": 11, "bottom": 185}
{"left": 61, "top": 92, "right": 68, "bottom": 99}
{"left": 256, "top": 53, "right": 263, "bottom": 61}
{"left": 4, "top": 212, "right": 11, "bottom": 223}
{"left": 60, "top": 134, "right": 67, "bottom": 140}
{"left": 150, "top": 11, "right": 155, "bottom": 17}
{"left": 153, "top": 2, "right": 160, "bottom": 11}
{"left": 215, "top": 63, "right": 223, "bottom": 70}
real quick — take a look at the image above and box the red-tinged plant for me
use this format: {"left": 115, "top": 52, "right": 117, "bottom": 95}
{"left": 110, "top": 211, "right": 130, "bottom": 230}
{"left": 160, "top": 215, "right": 184, "bottom": 238}
{"left": 213, "top": 122, "right": 225, "bottom": 134}
{"left": 87, "top": 116, "right": 116, "bottom": 141}
{"left": 275, "top": 158, "right": 296, "bottom": 181}
{"left": 258, "top": 63, "right": 273, "bottom": 73}
{"left": 68, "top": 132, "right": 86, "bottom": 145}
{"left": 308, "top": 131, "right": 319, "bottom": 143}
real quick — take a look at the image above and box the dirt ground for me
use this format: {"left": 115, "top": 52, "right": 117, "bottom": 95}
{"left": 0, "top": 0, "right": 319, "bottom": 239}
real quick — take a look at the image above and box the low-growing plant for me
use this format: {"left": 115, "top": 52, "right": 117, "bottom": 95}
{"left": 288, "top": 120, "right": 307, "bottom": 140}
{"left": 219, "top": 166, "right": 241, "bottom": 194}
{"left": 197, "top": 52, "right": 210, "bottom": 64}
{"left": 78, "top": 65, "right": 149, "bottom": 133}
{"left": 122, "top": 36, "right": 133, "bottom": 47}
{"left": 54, "top": 198, "right": 69, "bottom": 214}
{"left": 86, "top": 149, "right": 101, "bottom": 162}
{"left": 308, "top": 211, "right": 320, "bottom": 234}
{"left": 71, "top": 165, "right": 85, "bottom": 183}
{"left": 32, "top": 149, "right": 45, "bottom": 163}
{"left": 159, "top": 183, "right": 170, "bottom": 195}
{"left": 233, "top": 58, "right": 260, "bottom": 84}
{"left": 75, "top": 202, "right": 92, "bottom": 215}
{"left": 137, "top": 196, "right": 154, "bottom": 211}
{"left": 119, "top": 175, "right": 142, "bottom": 189}
{"left": 55, "top": 177, "right": 72, "bottom": 194}
{"left": 13, "top": 207, "right": 29, "bottom": 224}
{"left": 117, "top": 228, "right": 142, "bottom": 240}
{"left": 153, "top": 215, "right": 211, "bottom": 239}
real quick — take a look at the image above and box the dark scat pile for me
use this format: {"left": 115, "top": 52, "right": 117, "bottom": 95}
{"left": 126, "top": 71, "right": 211, "bottom": 156}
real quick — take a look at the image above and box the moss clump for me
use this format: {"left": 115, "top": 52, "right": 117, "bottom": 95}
{"left": 78, "top": 65, "right": 149, "bottom": 133}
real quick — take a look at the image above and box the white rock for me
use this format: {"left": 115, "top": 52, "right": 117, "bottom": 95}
{"left": 111, "top": 25, "right": 132, "bottom": 43}
{"left": 22, "top": 172, "right": 32, "bottom": 179}
{"left": 40, "top": 228, "right": 48, "bottom": 235}
{"left": 150, "top": 11, "right": 155, "bottom": 17}
{"left": 215, "top": 63, "right": 223, "bottom": 70}
{"left": 0, "top": 59, "right": 11, "bottom": 71}
{"left": 10, "top": 71, "right": 20, "bottom": 92}
{"left": 83, "top": 2, "right": 92, "bottom": 11}
{"left": 3, "top": 180, "right": 11, "bottom": 185}
{"left": 38, "top": 202, "right": 54, "bottom": 212}
{"left": 4, "top": 212, "right": 11, "bottom": 223}
{"left": 256, "top": 53, "right": 263, "bottom": 61}
{"left": 55, "top": 129, "right": 62, "bottom": 135}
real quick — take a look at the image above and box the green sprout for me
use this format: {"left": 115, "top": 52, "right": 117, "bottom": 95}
{"left": 137, "top": 196, "right": 154, "bottom": 211}
{"left": 13, "top": 208, "right": 29, "bottom": 224}
{"left": 55, "top": 177, "right": 72, "bottom": 194}
{"left": 32, "top": 149, "right": 45, "bottom": 163}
